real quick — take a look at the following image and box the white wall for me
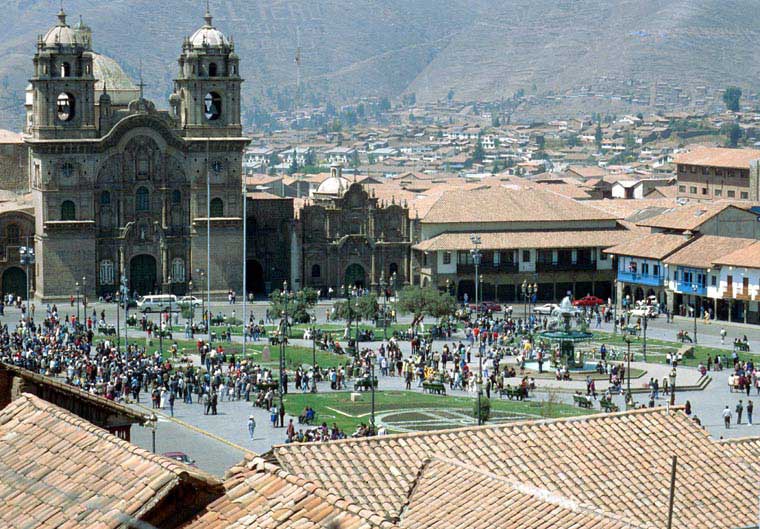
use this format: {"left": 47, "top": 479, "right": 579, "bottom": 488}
{"left": 437, "top": 251, "right": 456, "bottom": 274}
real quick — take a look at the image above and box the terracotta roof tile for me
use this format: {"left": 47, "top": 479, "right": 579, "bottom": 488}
{"left": 605, "top": 232, "right": 691, "bottom": 260}
{"left": 663, "top": 235, "right": 758, "bottom": 268}
{"left": 269, "top": 408, "right": 758, "bottom": 529}
{"left": 674, "top": 147, "right": 760, "bottom": 169}
{"left": 714, "top": 241, "right": 760, "bottom": 269}
{"left": 0, "top": 394, "right": 222, "bottom": 528}
{"left": 414, "top": 228, "right": 633, "bottom": 252}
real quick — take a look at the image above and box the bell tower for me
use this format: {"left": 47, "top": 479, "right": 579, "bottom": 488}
{"left": 29, "top": 8, "right": 97, "bottom": 139}
{"left": 174, "top": 6, "right": 242, "bottom": 138}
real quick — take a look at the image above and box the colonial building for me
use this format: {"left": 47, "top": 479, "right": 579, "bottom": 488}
{"left": 24, "top": 7, "right": 249, "bottom": 301}
{"left": 675, "top": 147, "right": 760, "bottom": 201}
{"left": 298, "top": 164, "right": 412, "bottom": 294}
{"left": 412, "top": 186, "right": 627, "bottom": 303}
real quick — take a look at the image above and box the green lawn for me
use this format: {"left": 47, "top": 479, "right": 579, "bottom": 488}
{"left": 589, "top": 330, "right": 752, "bottom": 367}
{"left": 150, "top": 338, "right": 352, "bottom": 370}
{"left": 282, "top": 390, "right": 594, "bottom": 434}
{"left": 164, "top": 322, "right": 436, "bottom": 338}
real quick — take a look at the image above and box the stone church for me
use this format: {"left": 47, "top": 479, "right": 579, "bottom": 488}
{"left": 297, "top": 165, "right": 412, "bottom": 295}
{"left": 24, "top": 7, "right": 249, "bottom": 301}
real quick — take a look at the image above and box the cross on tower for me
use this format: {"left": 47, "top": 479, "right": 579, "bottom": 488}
{"left": 137, "top": 59, "right": 147, "bottom": 100}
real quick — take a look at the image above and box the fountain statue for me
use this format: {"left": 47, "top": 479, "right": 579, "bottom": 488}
{"left": 540, "top": 294, "right": 593, "bottom": 369}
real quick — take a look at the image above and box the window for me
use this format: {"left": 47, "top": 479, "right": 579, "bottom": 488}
{"left": 522, "top": 250, "right": 530, "bottom": 262}
{"left": 311, "top": 264, "right": 321, "bottom": 278}
{"left": 715, "top": 189, "right": 722, "bottom": 197}
{"left": 172, "top": 190, "right": 181, "bottom": 204}
{"left": 136, "top": 187, "right": 150, "bottom": 212}
{"left": 100, "top": 191, "right": 111, "bottom": 205}
{"left": 689, "top": 186, "right": 697, "bottom": 194}
{"left": 99, "top": 260, "right": 115, "bottom": 285}
{"left": 56, "top": 93, "right": 75, "bottom": 121}
{"left": 136, "top": 151, "right": 150, "bottom": 179}
{"left": 442, "top": 252, "right": 451, "bottom": 265}
{"left": 493, "top": 252, "right": 500, "bottom": 265}
{"left": 701, "top": 187, "right": 708, "bottom": 195}
{"left": 6, "top": 224, "right": 19, "bottom": 244}
{"left": 203, "top": 92, "right": 222, "bottom": 120}
{"left": 727, "top": 190, "right": 736, "bottom": 198}
{"left": 741, "top": 191, "right": 749, "bottom": 199}
{"left": 209, "top": 63, "right": 218, "bottom": 77}
{"left": 210, "top": 198, "right": 224, "bottom": 217}
{"left": 599, "top": 250, "right": 607, "bottom": 261}
{"left": 61, "top": 200, "right": 75, "bottom": 220}
{"left": 653, "top": 264, "right": 660, "bottom": 276}
{"left": 711, "top": 275, "right": 717, "bottom": 286}
{"left": 678, "top": 185, "right": 686, "bottom": 192}
{"left": 641, "top": 263, "right": 649, "bottom": 275}
{"left": 60, "top": 62, "right": 71, "bottom": 77}
{"left": 458, "top": 251, "right": 472, "bottom": 265}
{"left": 171, "top": 258, "right": 186, "bottom": 283}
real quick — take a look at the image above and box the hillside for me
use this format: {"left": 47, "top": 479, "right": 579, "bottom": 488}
{"left": 1, "top": 0, "right": 759, "bottom": 131}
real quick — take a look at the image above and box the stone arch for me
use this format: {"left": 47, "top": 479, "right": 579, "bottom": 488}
{"left": 2, "top": 267, "right": 26, "bottom": 299}
{"left": 344, "top": 263, "right": 366, "bottom": 289}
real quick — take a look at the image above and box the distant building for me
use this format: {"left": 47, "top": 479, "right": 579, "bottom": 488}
{"left": 675, "top": 147, "right": 760, "bottom": 201}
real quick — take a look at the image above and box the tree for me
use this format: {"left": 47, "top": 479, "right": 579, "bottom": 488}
{"left": 721, "top": 122, "right": 743, "bottom": 147}
{"left": 723, "top": 86, "right": 742, "bottom": 112}
{"left": 396, "top": 286, "right": 456, "bottom": 329}
{"left": 269, "top": 287, "right": 318, "bottom": 325}
{"left": 470, "top": 138, "right": 485, "bottom": 166}
{"left": 594, "top": 122, "right": 603, "bottom": 151}
{"left": 332, "top": 294, "right": 378, "bottom": 325}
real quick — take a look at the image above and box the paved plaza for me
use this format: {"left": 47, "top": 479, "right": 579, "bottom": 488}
{"left": 9, "top": 299, "right": 760, "bottom": 476}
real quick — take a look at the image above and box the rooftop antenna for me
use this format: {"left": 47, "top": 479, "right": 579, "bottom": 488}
{"left": 137, "top": 59, "right": 146, "bottom": 101}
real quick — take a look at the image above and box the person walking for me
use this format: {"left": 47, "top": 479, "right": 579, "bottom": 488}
{"left": 748, "top": 401, "right": 754, "bottom": 426}
{"left": 168, "top": 391, "right": 175, "bottom": 418}
{"left": 723, "top": 405, "right": 732, "bottom": 428}
{"left": 736, "top": 400, "right": 744, "bottom": 425}
{"left": 720, "top": 328, "right": 726, "bottom": 344}
{"left": 247, "top": 415, "right": 256, "bottom": 440}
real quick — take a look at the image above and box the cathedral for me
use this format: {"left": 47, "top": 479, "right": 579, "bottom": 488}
{"left": 24, "top": 6, "right": 249, "bottom": 301}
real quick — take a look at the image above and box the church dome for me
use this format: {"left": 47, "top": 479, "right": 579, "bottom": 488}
{"left": 315, "top": 175, "right": 351, "bottom": 197}
{"left": 189, "top": 9, "right": 229, "bottom": 48}
{"left": 42, "top": 9, "right": 79, "bottom": 47}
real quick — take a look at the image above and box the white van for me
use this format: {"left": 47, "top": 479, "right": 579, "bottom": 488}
{"left": 136, "top": 294, "right": 178, "bottom": 313}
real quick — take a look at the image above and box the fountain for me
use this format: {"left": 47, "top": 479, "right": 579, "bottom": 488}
{"left": 529, "top": 295, "right": 595, "bottom": 371}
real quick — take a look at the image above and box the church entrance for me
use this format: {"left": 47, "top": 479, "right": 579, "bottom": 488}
{"left": 130, "top": 255, "right": 157, "bottom": 296}
{"left": 246, "top": 260, "right": 265, "bottom": 297}
{"left": 2, "top": 267, "right": 26, "bottom": 299}
{"left": 344, "top": 263, "right": 366, "bottom": 289}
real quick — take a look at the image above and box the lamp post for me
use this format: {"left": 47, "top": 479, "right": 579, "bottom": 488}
{"left": 691, "top": 284, "right": 699, "bottom": 344}
{"left": 82, "top": 276, "right": 87, "bottom": 320}
{"left": 612, "top": 279, "right": 618, "bottom": 335}
{"left": 470, "top": 235, "right": 482, "bottom": 317}
{"left": 120, "top": 274, "right": 129, "bottom": 354}
{"left": 669, "top": 367, "right": 677, "bottom": 406}
{"left": 379, "top": 273, "right": 387, "bottom": 340}
{"left": 19, "top": 240, "right": 35, "bottom": 326}
{"left": 369, "top": 352, "right": 376, "bottom": 432}
{"left": 115, "top": 291, "right": 121, "bottom": 351}
{"left": 75, "top": 281, "right": 80, "bottom": 323}
{"left": 311, "top": 322, "right": 318, "bottom": 393}
{"left": 476, "top": 348, "right": 484, "bottom": 425}
{"left": 195, "top": 268, "right": 206, "bottom": 335}
{"left": 188, "top": 280, "right": 194, "bottom": 334}
{"left": 279, "top": 281, "right": 291, "bottom": 426}
{"left": 391, "top": 272, "right": 398, "bottom": 322}
{"left": 624, "top": 332, "right": 634, "bottom": 404}
{"left": 642, "top": 313, "right": 648, "bottom": 362}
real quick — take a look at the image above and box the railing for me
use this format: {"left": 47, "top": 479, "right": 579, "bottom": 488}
{"left": 536, "top": 260, "right": 596, "bottom": 272}
{"left": 617, "top": 270, "right": 665, "bottom": 286}
{"left": 457, "top": 262, "right": 519, "bottom": 274}
{"left": 675, "top": 281, "right": 706, "bottom": 296}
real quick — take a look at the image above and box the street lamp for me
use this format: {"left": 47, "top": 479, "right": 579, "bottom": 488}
{"left": 642, "top": 313, "right": 648, "bottom": 362}
{"left": 82, "top": 276, "right": 87, "bottom": 321}
{"left": 19, "top": 240, "right": 35, "bottom": 326}
{"left": 195, "top": 268, "right": 206, "bottom": 335}
{"left": 311, "top": 321, "right": 318, "bottom": 393}
{"left": 691, "top": 284, "right": 699, "bottom": 344}
{"left": 379, "top": 273, "right": 388, "bottom": 341}
{"left": 521, "top": 280, "right": 537, "bottom": 323}
{"left": 669, "top": 367, "right": 677, "bottom": 406}
{"left": 369, "top": 352, "right": 376, "bottom": 433}
{"left": 120, "top": 274, "right": 129, "bottom": 354}
{"left": 470, "top": 235, "right": 482, "bottom": 316}
{"left": 391, "top": 272, "right": 398, "bottom": 322}
{"left": 188, "top": 280, "right": 194, "bottom": 334}
{"left": 75, "top": 281, "right": 80, "bottom": 323}
{"left": 624, "top": 332, "right": 635, "bottom": 404}
{"left": 278, "top": 281, "right": 291, "bottom": 426}
{"left": 612, "top": 279, "right": 618, "bottom": 335}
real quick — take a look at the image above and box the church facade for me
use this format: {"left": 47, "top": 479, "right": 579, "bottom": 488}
{"left": 25, "top": 8, "right": 249, "bottom": 301}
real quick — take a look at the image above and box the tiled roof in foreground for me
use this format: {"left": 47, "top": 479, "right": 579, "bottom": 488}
{"left": 182, "top": 457, "right": 395, "bottom": 529}
{"left": 0, "top": 393, "right": 223, "bottom": 529}
{"left": 269, "top": 408, "right": 758, "bottom": 529}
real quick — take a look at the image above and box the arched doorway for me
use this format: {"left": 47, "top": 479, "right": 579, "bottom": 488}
{"left": 130, "top": 255, "right": 157, "bottom": 296}
{"left": 246, "top": 260, "right": 265, "bottom": 296}
{"left": 344, "top": 263, "right": 366, "bottom": 289}
{"left": 457, "top": 280, "right": 475, "bottom": 302}
{"left": 2, "top": 267, "right": 26, "bottom": 299}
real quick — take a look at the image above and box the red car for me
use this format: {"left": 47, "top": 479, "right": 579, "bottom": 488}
{"left": 468, "top": 301, "right": 502, "bottom": 312}
{"left": 572, "top": 295, "right": 605, "bottom": 307}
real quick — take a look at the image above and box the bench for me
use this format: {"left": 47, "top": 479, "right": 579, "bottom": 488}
{"left": 499, "top": 387, "right": 525, "bottom": 400}
{"left": 97, "top": 325, "right": 116, "bottom": 336}
{"left": 255, "top": 381, "right": 279, "bottom": 392}
{"left": 573, "top": 394, "right": 593, "bottom": 408}
{"left": 353, "top": 378, "right": 378, "bottom": 392}
{"left": 600, "top": 397, "right": 619, "bottom": 413}
{"left": 422, "top": 381, "right": 446, "bottom": 395}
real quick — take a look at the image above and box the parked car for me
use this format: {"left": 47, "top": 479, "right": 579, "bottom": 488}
{"left": 630, "top": 303, "right": 658, "bottom": 318}
{"left": 533, "top": 303, "right": 559, "bottom": 315}
{"left": 162, "top": 452, "right": 197, "bottom": 467}
{"left": 572, "top": 295, "right": 605, "bottom": 307}
{"left": 468, "top": 301, "right": 502, "bottom": 313}
{"left": 177, "top": 295, "right": 203, "bottom": 308}
{"left": 136, "top": 294, "right": 179, "bottom": 313}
